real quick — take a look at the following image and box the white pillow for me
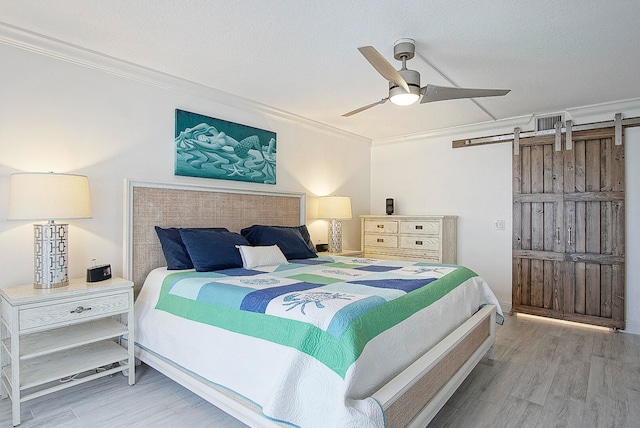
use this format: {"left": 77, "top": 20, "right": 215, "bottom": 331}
{"left": 236, "top": 244, "right": 289, "bottom": 269}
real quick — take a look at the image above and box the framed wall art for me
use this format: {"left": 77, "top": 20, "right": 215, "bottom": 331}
{"left": 174, "top": 109, "right": 277, "bottom": 184}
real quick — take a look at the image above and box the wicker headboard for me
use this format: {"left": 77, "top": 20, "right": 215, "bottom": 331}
{"left": 124, "top": 180, "right": 305, "bottom": 295}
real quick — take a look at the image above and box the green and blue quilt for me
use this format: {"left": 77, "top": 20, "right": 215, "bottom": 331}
{"left": 155, "top": 256, "right": 485, "bottom": 378}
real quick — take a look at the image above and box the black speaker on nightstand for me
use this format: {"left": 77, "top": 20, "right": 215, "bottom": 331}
{"left": 86, "top": 264, "right": 112, "bottom": 282}
{"left": 386, "top": 198, "right": 394, "bottom": 215}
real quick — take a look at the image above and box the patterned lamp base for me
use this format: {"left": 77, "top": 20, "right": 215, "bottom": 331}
{"left": 328, "top": 219, "right": 343, "bottom": 253}
{"left": 33, "top": 222, "right": 69, "bottom": 288}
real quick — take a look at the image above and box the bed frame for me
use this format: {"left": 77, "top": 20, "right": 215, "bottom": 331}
{"left": 124, "top": 179, "right": 496, "bottom": 428}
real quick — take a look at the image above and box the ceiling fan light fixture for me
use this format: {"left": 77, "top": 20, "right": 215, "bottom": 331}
{"left": 389, "top": 68, "right": 420, "bottom": 106}
{"left": 389, "top": 90, "right": 420, "bottom": 106}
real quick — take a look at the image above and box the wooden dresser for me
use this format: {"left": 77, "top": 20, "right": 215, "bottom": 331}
{"left": 360, "top": 215, "right": 457, "bottom": 263}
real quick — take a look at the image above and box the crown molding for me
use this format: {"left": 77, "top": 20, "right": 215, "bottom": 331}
{"left": 565, "top": 97, "right": 640, "bottom": 121}
{"left": 4, "top": 21, "right": 638, "bottom": 149}
{"left": 371, "top": 115, "right": 535, "bottom": 146}
{"left": 372, "top": 98, "right": 640, "bottom": 146}
{"left": 0, "top": 22, "right": 370, "bottom": 144}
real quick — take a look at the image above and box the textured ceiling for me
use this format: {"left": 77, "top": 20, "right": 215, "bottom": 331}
{"left": 1, "top": 0, "right": 639, "bottom": 140}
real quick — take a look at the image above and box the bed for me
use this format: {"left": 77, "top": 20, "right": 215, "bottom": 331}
{"left": 124, "top": 179, "right": 502, "bottom": 428}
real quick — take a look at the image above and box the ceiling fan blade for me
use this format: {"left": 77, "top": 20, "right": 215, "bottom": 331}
{"left": 358, "top": 46, "right": 410, "bottom": 93}
{"left": 342, "top": 98, "right": 389, "bottom": 117}
{"left": 420, "top": 84, "right": 510, "bottom": 104}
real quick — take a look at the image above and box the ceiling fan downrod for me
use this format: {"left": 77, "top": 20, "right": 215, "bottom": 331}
{"left": 389, "top": 39, "right": 420, "bottom": 105}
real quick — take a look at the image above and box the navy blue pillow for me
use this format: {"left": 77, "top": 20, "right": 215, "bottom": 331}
{"left": 271, "top": 225, "right": 316, "bottom": 254}
{"left": 179, "top": 229, "right": 249, "bottom": 271}
{"left": 155, "top": 226, "right": 228, "bottom": 270}
{"left": 240, "top": 225, "right": 317, "bottom": 260}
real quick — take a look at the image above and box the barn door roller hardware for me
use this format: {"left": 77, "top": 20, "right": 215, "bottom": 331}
{"left": 453, "top": 113, "right": 640, "bottom": 150}
{"left": 566, "top": 120, "right": 573, "bottom": 150}
{"left": 555, "top": 121, "right": 562, "bottom": 151}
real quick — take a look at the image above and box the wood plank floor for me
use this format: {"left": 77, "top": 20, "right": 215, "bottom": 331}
{"left": 1, "top": 313, "right": 639, "bottom": 427}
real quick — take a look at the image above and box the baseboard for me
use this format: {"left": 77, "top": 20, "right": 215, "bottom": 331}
{"left": 499, "top": 300, "right": 512, "bottom": 315}
{"left": 622, "top": 319, "right": 640, "bottom": 335}
{"left": 504, "top": 304, "right": 640, "bottom": 336}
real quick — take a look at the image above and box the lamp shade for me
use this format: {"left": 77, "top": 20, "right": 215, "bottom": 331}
{"left": 8, "top": 172, "right": 92, "bottom": 220}
{"left": 317, "top": 196, "right": 352, "bottom": 220}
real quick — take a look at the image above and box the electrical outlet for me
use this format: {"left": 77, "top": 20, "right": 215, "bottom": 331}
{"left": 494, "top": 220, "right": 506, "bottom": 231}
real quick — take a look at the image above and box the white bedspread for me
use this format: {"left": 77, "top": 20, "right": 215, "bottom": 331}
{"left": 134, "top": 257, "right": 502, "bottom": 427}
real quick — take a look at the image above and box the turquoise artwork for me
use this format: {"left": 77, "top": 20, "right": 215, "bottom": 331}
{"left": 175, "top": 109, "right": 276, "bottom": 184}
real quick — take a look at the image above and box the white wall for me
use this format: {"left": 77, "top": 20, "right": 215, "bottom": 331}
{"left": 371, "top": 126, "right": 515, "bottom": 307}
{"left": 371, "top": 112, "right": 640, "bottom": 334}
{"left": 0, "top": 41, "right": 370, "bottom": 289}
{"left": 2, "top": 31, "right": 637, "bottom": 336}
{"left": 625, "top": 127, "right": 639, "bottom": 335}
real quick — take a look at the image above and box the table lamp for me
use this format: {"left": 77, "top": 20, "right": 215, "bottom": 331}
{"left": 8, "top": 172, "right": 92, "bottom": 288}
{"left": 317, "top": 196, "right": 352, "bottom": 253}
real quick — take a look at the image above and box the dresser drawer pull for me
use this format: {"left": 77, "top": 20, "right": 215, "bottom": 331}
{"left": 70, "top": 306, "right": 92, "bottom": 314}
{"left": 415, "top": 240, "right": 423, "bottom": 245}
{"left": 377, "top": 238, "right": 384, "bottom": 243}
{"left": 415, "top": 225, "right": 423, "bottom": 230}
{"left": 377, "top": 224, "right": 384, "bottom": 229}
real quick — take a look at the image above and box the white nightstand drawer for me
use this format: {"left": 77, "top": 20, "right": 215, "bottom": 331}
{"left": 19, "top": 292, "right": 130, "bottom": 331}
{"left": 364, "top": 234, "right": 398, "bottom": 248}
{"left": 399, "top": 221, "right": 440, "bottom": 235}
{"left": 400, "top": 236, "right": 440, "bottom": 251}
{"left": 364, "top": 220, "right": 398, "bottom": 234}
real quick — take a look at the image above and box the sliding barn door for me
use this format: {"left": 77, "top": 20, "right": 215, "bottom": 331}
{"left": 562, "top": 129, "right": 625, "bottom": 328}
{"left": 513, "top": 128, "right": 625, "bottom": 329}
{"left": 513, "top": 135, "right": 565, "bottom": 319}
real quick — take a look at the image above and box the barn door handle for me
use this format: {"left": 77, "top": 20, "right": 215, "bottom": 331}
{"left": 567, "top": 226, "right": 572, "bottom": 246}
{"left": 556, "top": 227, "right": 560, "bottom": 244}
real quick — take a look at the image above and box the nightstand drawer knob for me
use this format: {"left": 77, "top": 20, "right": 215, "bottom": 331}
{"left": 71, "top": 306, "right": 92, "bottom": 314}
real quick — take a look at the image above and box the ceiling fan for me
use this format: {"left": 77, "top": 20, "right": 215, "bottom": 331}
{"left": 343, "top": 38, "right": 510, "bottom": 117}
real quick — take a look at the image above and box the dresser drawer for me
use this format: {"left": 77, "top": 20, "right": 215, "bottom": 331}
{"left": 364, "top": 234, "right": 398, "bottom": 248}
{"left": 365, "top": 249, "right": 441, "bottom": 263}
{"left": 364, "top": 220, "right": 398, "bottom": 234}
{"left": 400, "top": 236, "right": 440, "bottom": 251}
{"left": 399, "top": 221, "right": 440, "bottom": 235}
{"left": 19, "top": 292, "right": 130, "bottom": 331}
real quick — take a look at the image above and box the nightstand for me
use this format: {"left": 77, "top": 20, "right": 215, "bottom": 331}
{"left": 318, "top": 249, "right": 363, "bottom": 257}
{"left": 0, "top": 277, "right": 135, "bottom": 426}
